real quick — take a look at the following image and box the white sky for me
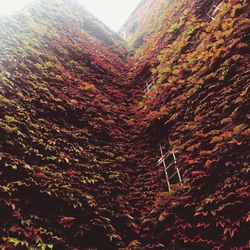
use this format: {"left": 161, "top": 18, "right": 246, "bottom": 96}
{"left": 0, "top": 0, "right": 141, "bottom": 31}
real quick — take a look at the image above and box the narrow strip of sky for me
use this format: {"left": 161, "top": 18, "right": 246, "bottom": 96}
{"left": 80, "top": 0, "right": 141, "bottom": 31}
{"left": 0, "top": 0, "right": 141, "bottom": 31}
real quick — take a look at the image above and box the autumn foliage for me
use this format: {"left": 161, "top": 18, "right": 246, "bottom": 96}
{"left": 0, "top": 0, "right": 249, "bottom": 249}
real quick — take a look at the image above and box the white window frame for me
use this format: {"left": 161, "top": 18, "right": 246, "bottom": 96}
{"left": 208, "top": 2, "right": 223, "bottom": 21}
{"left": 157, "top": 141, "right": 183, "bottom": 191}
{"left": 144, "top": 78, "right": 156, "bottom": 93}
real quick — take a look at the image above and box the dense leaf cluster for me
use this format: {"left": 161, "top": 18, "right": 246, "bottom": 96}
{"left": 128, "top": 0, "right": 249, "bottom": 248}
{"left": 0, "top": 0, "right": 249, "bottom": 249}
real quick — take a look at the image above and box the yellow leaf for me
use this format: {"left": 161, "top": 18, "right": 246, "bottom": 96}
{"left": 5, "top": 115, "right": 16, "bottom": 123}
{"left": 69, "top": 99, "right": 78, "bottom": 105}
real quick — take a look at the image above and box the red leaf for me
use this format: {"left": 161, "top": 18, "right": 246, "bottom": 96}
{"left": 204, "top": 160, "right": 216, "bottom": 168}
{"left": 60, "top": 216, "right": 76, "bottom": 228}
{"left": 217, "top": 220, "right": 225, "bottom": 228}
{"left": 247, "top": 213, "right": 250, "bottom": 222}
{"left": 191, "top": 170, "right": 206, "bottom": 176}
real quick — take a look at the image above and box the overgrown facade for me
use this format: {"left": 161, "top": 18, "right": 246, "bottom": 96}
{"left": 0, "top": 0, "right": 249, "bottom": 249}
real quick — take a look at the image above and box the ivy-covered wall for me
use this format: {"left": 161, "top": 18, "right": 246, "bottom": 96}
{"left": 128, "top": 0, "right": 250, "bottom": 248}
{"left": 0, "top": 0, "right": 249, "bottom": 249}
{"left": 0, "top": 0, "right": 137, "bottom": 248}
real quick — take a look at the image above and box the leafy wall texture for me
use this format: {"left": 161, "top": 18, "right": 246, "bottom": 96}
{"left": 0, "top": 0, "right": 249, "bottom": 249}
